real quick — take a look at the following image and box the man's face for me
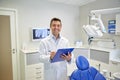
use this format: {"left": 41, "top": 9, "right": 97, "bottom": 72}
{"left": 50, "top": 21, "right": 62, "bottom": 36}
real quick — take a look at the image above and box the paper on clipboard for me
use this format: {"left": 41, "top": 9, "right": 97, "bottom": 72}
{"left": 51, "top": 48, "right": 74, "bottom": 63}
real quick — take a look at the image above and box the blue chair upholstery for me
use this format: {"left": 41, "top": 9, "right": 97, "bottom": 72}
{"left": 70, "top": 56, "right": 106, "bottom": 80}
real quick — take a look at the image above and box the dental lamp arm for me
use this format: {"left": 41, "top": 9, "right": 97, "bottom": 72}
{"left": 90, "top": 14, "right": 106, "bottom": 33}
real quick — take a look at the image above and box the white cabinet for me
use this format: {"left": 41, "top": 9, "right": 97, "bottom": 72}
{"left": 90, "top": 49, "right": 110, "bottom": 64}
{"left": 20, "top": 50, "right": 44, "bottom": 80}
{"left": 116, "top": 14, "right": 120, "bottom": 35}
{"left": 25, "top": 63, "right": 44, "bottom": 80}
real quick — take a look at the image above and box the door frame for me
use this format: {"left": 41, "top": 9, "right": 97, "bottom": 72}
{"left": 0, "top": 8, "right": 20, "bottom": 80}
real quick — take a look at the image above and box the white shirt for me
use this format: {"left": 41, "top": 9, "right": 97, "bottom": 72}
{"left": 39, "top": 34, "right": 71, "bottom": 80}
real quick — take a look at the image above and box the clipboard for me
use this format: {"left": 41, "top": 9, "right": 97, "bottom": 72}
{"left": 51, "top": 48, "right": 74, "bottom": 63}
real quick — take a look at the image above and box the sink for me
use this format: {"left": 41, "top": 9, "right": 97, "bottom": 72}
{"left": 113, "top": 72, "right": 120, "bottom": 80}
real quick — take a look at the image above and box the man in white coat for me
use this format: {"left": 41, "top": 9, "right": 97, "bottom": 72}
{"left": 39, "top": 17, "right": 73, "bottom": 80}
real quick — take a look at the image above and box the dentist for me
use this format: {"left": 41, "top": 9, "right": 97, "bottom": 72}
{"left": 39, "top": 17, "right": 73, "bottom": 80}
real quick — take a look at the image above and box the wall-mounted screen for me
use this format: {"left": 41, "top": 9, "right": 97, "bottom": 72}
{"left": 32, "top": 28, "right": 50, "bottom": 41}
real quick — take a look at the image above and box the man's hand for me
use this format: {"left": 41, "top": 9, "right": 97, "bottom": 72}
{"left": 50, "top": 51, "right": 56, "bottom": 60}
{"left": 61, "top": 52, "right": 72, "bottom": 62}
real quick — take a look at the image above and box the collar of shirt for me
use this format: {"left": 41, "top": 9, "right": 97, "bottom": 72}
{"left": 50, "top": 34, "right": 61, "bottom": 45}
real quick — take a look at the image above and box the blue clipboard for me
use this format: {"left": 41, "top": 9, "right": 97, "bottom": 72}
{"left": 51, "top": 48, "right": 74, "bottom": 63}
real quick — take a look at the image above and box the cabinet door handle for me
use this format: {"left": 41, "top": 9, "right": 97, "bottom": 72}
{"left": 36, "top": 67, "right": 41, "bottom": 69}
{"left": 36, "top": 76, "right": 41, "bottom": 79}
{"left": 12, "top": 49, "right": 16, "bottom": 54}
{"left": 36, "top": 72, "right": 42, "bottom": 74}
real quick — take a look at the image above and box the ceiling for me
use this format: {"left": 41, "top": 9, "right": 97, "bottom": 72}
{"left": 46, "top": 0, "right": 96, "bottom": 6}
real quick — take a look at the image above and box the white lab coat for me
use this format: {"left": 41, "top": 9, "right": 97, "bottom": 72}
{"left": 39, "top": 34, "right": 72, "bottom": 80}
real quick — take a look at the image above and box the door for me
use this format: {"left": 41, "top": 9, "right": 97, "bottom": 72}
{"left": 0, "top": 9, "right": 18, "bottom": 80}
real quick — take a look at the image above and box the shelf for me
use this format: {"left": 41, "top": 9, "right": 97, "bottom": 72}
{"left": 21, "top": 49, "right": 39, "bottom": 53}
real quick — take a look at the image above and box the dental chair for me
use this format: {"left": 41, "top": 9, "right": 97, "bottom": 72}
{"left": 70, "top": 56, "right": 106, "bottom": 80}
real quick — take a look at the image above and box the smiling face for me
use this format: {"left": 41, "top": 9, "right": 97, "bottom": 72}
{"left": 50, "top": 18, "right": 62, "bottom": 38}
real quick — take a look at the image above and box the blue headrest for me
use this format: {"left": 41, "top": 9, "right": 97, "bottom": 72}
{"left": 76, "top": 56, "right": 89, "bottom": 70}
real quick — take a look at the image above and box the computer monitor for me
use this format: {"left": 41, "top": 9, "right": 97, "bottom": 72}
{"left": 32, "top": 28, "right": 50, "bottom": 41}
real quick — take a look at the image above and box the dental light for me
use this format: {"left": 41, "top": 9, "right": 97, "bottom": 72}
{"left": 83, "top": 7, "right": 120, "bottom": 44}
{"left": 83, "top": 14, "right": 105, "bottom": 44}
{"left": 83, "top": 24, "right": 103, "bottom": 44}
{"left": 83, "top": 13, "right": 106, "bottom": 38}
{"left": 90, "top": 13, "right": 107, "bottom": 33}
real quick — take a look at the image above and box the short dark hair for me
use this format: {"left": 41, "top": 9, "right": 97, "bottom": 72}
{"left": 50, "top": 17, "right": 62, "bottom": 27}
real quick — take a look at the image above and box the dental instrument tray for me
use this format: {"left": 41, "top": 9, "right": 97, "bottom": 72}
{"left": 51, "top": 48, "right": 74, "bottom": 63}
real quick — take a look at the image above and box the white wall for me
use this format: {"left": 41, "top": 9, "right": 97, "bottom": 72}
{"left": 79, "top": 0, "right": 120, "bottom": 46}
{"left": 0, "top": 0, "right": 80, "bottom": 49}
